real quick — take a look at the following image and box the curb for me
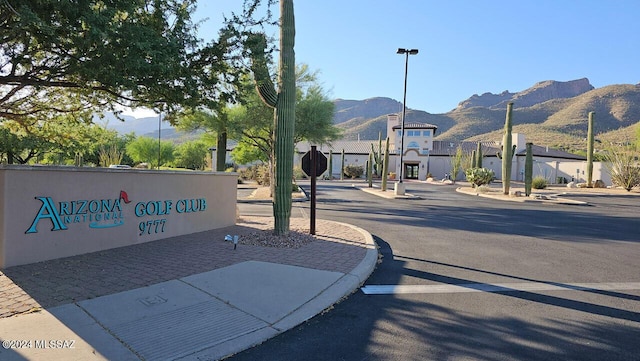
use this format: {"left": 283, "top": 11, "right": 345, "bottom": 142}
{"left": 455, "top": 187, "right": 589, "bottom": 205}
{"left": 357, "top": 185, "right": 421, "bottom": 200}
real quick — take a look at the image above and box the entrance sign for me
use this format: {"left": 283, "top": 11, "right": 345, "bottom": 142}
{"left": 0, "top": 166, "right": 237, "bottom": 268}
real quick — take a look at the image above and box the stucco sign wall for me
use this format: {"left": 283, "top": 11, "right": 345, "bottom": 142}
{"left": 0, "top": 166, "right": 237, "bottom": 268}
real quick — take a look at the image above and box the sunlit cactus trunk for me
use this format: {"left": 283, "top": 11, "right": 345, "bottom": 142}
{"left": 586, "top": 111, "right": 595, "bottom": 187}
{"left": 328, "top": 150, "right": 333, "bottom": 180}
{"left": 270, "top": 0, "right": 296, "bottom": 235}
{"left": 340, "top": 149, "right": 345, "bottom": 181}
{"left": 370, "top": 131, "right": 382, "bottom": 176}
{"left": 367, "top": 152, "right": 373, "bottom": 187}
{"left": 246, "top": 0, "right": 296, "bottom": 235}
{"left": 381, "top": 137, "right": 390, "bottom": 191}
{"left": 525, "top": 142, "right": 533, "bottom": 196}
{"left": 501, "top": 103, "right": 514, "bottom": 195}
{"left": 476, "top": 141, "right": 483, "bottom": 168}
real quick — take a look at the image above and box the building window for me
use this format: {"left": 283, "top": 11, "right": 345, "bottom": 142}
{"left": 421, "top": 148, "right": 430, "bottom": 155}
{"left": 397, "top": 130, "right": 402, "bottom": 137}
{"left": 407, "top": 130, "right": 421, "bottom": 137}
{"left": 407, "top": 141, "right": 419, "bottom": 149}
{"left": 422, "top": 130, "right": 431, "bottom": 137}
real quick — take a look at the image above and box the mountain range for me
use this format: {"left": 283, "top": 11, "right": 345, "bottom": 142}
{"left": 104, "top": 78, "right": 640, "bottom": 151}
{"left": 335, "top": 78, "right": 640, "bottom": 151}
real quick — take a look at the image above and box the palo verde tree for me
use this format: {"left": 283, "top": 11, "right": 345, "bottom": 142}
{"left": 227, "top": 66, "right": 339, "bottom": 177}
{"left": 173, "top": 109, "right": 229, "bottom": 171}
{"left": 0, "top": 111, "right": 104, "bottom": 165}
{"left": 1, "top": 0, "right": 230, "bottom": 126}
{"left": 173, "top": 140, "right": 208, "bottom": 170}
{"left": 125, "top": 136, "right": 174, "bottom": 169}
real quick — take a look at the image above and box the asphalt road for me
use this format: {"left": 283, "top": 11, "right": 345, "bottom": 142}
{"left": 233, "top": 181, "right": 640, "bottom": 361}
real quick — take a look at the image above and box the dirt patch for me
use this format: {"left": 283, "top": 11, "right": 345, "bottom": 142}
{"left": 247, "top": 186, "right": 307, "bottom": 200}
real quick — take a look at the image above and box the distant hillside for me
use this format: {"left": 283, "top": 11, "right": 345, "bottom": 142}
{"left": 335, "top": 79, "right": 640, "bottom": 151}
{"left": 456, "top": 78, "right": 594, "bottom": 110}
{"left": 333, "top": 97, "right": 403, "bottom": 124}
{"left": 94, "top": 112, "right": 170, "bottom": 135}
{"left": 97, "top": 112, "right": 198, "bottom": 144}
{"left": 141, "top": 128, "right": 204, "bottom": 144}
{"left": 102, "top": 78, "right": 640, "bottom": 151}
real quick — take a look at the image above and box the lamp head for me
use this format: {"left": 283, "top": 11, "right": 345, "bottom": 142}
{"left": 397, "top": 48, "right": 419, "bottom": 55}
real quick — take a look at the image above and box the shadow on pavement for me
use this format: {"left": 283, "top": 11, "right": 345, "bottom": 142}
{"left": 229, "top": 235, "right": 640, "bottom": 361}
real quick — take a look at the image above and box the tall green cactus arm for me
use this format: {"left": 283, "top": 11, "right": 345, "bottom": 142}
{"left": 586, "top": 111, "right": 595, "bottom": 187}
{"left": 496, "top": 145, "right": 515, "bottom": 159}
{"left": 502, "top": 102, "right": 514, "bottom": 195}
{"left": 381, "top": 137, "right": 390, "bottom": 191}
{"left": 272, "top": 0, "right": 296, "bottom": 235}
{"left": 525, "top": 142, "right": 533, "bottom": 196}
{"left": 245, "top": 32, "right": 278, "bottom": 107}
{"left": 371, "top": 144, "right": 379, "bottom": 163}
{"left": 471, "top": 150, "right": 477, "bottom": 168}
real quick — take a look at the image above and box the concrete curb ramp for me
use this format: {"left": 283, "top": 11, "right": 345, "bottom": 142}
{"left": 0, "top": 222, "right": 378, "bottom": 361}
{"left": 455, "top": 187, "right": 589, "bottom": 205}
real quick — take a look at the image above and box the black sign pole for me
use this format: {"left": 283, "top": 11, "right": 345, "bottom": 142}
{"left": 310, "top": 145, "right": 317, "bottom": 235}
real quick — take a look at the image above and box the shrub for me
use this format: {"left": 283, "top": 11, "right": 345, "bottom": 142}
{"left": 237, "top": 167, "right": 254, "bottom": 180}
{"left": 532, "top": 176, "right": 548, "bottom": 189}
{"left": 344, "top": 164, "right": 364, "bottom": 179}
{"left": 255, "top": 164, "right": 270, "bottom": 185}
{"left": 601, "top": 145, "right": 640, "bottom": 191}
{"left": 237, "top": 164, "right": 270, "bottom": 185}
{"left": 293, "top": 165, "right": 307, "bottom": 180}
{"left": 465, "top": 167, "right": 495, "bottom": 187}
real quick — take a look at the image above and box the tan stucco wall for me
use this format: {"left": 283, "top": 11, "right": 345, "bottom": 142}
{"left": 0, "top": 166, "right": 237, "bottom": 268}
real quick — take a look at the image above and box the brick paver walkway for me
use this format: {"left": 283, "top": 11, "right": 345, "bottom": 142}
{"left": 0, "top": 217, "right": 370, "bottom": 319}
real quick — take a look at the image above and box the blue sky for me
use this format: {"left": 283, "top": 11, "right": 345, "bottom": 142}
{"left": 130, "top": 1, "right": 640, "bottom": 117}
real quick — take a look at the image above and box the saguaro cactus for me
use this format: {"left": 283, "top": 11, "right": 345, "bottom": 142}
{"left": 245, "top": 0, "right": 296, "bottom": 235}
{"left": 499, "top": 102, "right": 515, "bottom": 195}
{"left": 367, "top": 152, "right": 373, "bottom": 188}
{"left": 328, "top": 150, "right": 333, "bottom": 180}
{"left": 371, "top": 132, "right": 383, "bottom": 176}
{"left": 587, "top": 111, "right": 595, "bottom": 187}
{"left": 381, "top": 137, "right": 390, "bottom": 191}
{"left": 471, "top": 150, "right": 477, "bottom": 169}
{"left": 340, "top": 149, "right": 345, "bottom": 181}
{"left": 476, "top": 141, "right": 483, "bottom": 168}
{"left": 525, "top": 142, "right": 533, "bottom": 196}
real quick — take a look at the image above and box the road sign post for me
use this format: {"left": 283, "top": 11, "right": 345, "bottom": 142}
{"left": 310, "top": 146, "right": 317, "bottom": 234}
{"left": 301, "top": 148, "right": 327, "bottom": 235}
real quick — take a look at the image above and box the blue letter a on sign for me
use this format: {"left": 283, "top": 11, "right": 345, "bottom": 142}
{"left": 25, "top": 197, "right": 68, "bottom": 234}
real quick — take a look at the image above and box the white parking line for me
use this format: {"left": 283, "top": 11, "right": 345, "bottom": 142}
{"left": 361, "top": 282, "right": 640, "bottom": 295}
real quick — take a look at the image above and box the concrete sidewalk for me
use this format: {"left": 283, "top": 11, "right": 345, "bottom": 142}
{"left": 0, "top": 217, "right": 377, "bottom": 360}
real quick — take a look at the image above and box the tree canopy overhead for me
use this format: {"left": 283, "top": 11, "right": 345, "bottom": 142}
{"left": 0, "top": 0, "right": 232, "bottom": 125}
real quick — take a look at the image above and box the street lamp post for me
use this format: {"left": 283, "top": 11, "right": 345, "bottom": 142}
{"left": 158, "top": 112, "right": 162, "bottom": 170}
{"left": 396, "top": 48, "right": 418, "bottom": 187}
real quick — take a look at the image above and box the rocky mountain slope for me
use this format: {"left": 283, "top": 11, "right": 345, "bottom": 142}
{"left": 104, "top": 78, "right": 639, "bottom": 151}
{"left": 336, "top": 78, "right": 640, "bottom": 150}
